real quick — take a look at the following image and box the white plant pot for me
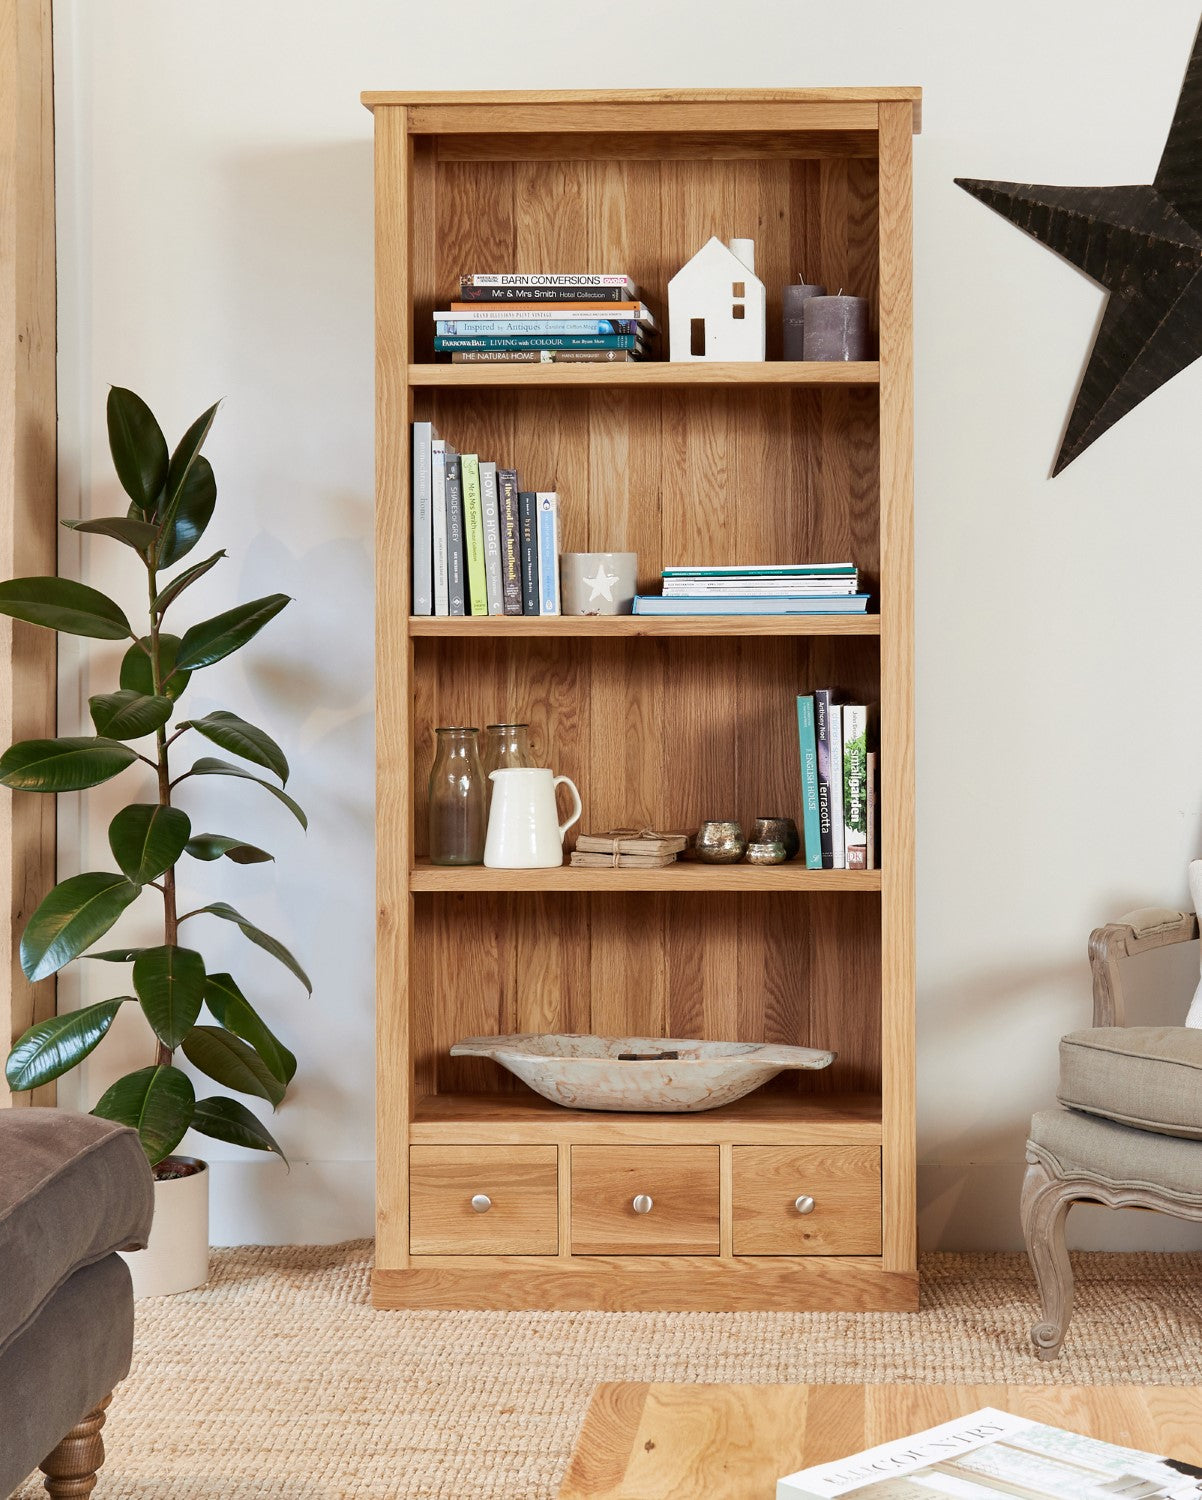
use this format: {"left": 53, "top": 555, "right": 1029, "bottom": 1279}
{"left": 120, "top": 1156, "right": 209, "bottom": 1298}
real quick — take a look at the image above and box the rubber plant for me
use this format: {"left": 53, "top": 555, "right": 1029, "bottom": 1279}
{"left": 0, "top": 388, "right": 305, "bottom": 1171}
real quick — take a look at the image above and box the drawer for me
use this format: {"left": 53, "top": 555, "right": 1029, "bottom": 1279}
{"left": 733, "top": 1146, "right": 881, "bottom": 1255}
{"left": 409, "top": 1145, "right": 558, "bottom": 1255}
{"left": 571, "top": 1146, "right": 719, "bottom": 1256}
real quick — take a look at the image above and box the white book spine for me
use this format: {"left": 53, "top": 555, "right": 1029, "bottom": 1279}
{"left": 536, "top": 492, "right": 561, "bottom": 615}
{"left": 466, "top": 273, "right": 637, "bottom": 290}
{"left": 479, "top": 462, "right": 503, "bottom": 616}
{"left": 410, "top": 421, "right": 433, "bottom": 615}
{"left": 843, "top": 705, "right": 869, "bottom": 870}
{"left": 431, "top": 441, "right": 448, "bottom": 616}
{"left": 866, "top": 749, "right": 877, "bottom": 870}
{"left": 828, "top": 706, "right": 845, "bottom": 869}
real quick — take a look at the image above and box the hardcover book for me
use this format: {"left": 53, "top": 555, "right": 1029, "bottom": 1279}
{"left": 796, "top": 696, "right": 823, "bottom": 871}
{"left": 459, "top": 273, "right": 641, "bottom": 294}
{"left": 479, "top": 461, "right": 503, "bottom": 616}
{"left": 631, "top": 595, "right": 869, "bottom": 616}
{"left": 497, "top": 469, "right": 523, "bottom": 615}
{"left": 866, "top": 750, "right": 878, "bottom": 871}
{"left": 518, "top": 491, "right": 539, "bottom": 615}
{"left": 455, "top": 284, "right": 640, "bottom": 303}
{"left": 410, "top": 421, "right": 434, "bottom": 615}
{"left": 813, "top": 689, "right": 835, "bottom": 870}
{"left": 460, "top": 454, "right": 488, "bottom": 617}
{"left": 449, "top": 301, "right": 657, "bottom": 328}
{"left": 434, "top": 333, "right": 643, "bottom": 351}
{"left": 536, "top": 492, "right": 561, "bottom": 615}
{"left": 431, "top": 439, "right": 448, "bottom": 616}
{"left": 829, "top": 705, "right": 845, "bottom": 870}
{"left": 435, "top": 318, "right": 643, "bottom": 337}
{"left": 450, "top": 349, "right": 641, "bottom": 364}
{"left": 444, "top": 451, "right": 466, "bottom": 617}
{"left": 843, "top": 705, "right": 870, "bottom": 870}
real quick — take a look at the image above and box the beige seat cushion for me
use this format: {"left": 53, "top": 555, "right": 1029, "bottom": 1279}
{"left": 1059, "top": 1026, "right": 1202, "bottom": 1139}
{"left": 1029, "top": 1108, "right": 1202, "bottom": 1200}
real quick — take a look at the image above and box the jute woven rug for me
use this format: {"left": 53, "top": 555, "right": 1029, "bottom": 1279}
{"left": 16, "top": 1242, "right": 1202, "bottom": 1499}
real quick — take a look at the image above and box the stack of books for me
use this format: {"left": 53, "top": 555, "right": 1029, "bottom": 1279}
{"left": 633, "top": 564, "right": 869, "bottom": 616}
{"left": 796, "top": 692, "right": 876, "bottom": 870}
{"left": 411, "top": 422, "right": 560, "bottom": 617}
{"left": 435, "top": 274, "right": 656, "bottom": 363}
{"left": 570, "top": 830, "right": 688, "bottom": 869}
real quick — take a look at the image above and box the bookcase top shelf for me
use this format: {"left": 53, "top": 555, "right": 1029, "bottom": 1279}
{"left": 409, "top": 362, "right": 880, "bottom": 389}
{"left": 409, "top": 616, "right": 881, "bottom": 639}
{"left": 409, "top": 860, "right": 882, "bottom": 893}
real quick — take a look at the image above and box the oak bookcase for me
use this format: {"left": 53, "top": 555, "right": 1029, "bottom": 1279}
{"left": 366, "top": 88, "right": 919, "bottom": 1311}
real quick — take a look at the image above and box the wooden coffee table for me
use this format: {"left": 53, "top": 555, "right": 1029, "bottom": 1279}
{"left": 558, "top": 1382, "right": 1202, "bottom": 1499}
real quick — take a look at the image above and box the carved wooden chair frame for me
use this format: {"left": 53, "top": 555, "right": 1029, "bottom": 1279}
{"left": 1021, "top": 909, "right": 1202, "bottom": 1359}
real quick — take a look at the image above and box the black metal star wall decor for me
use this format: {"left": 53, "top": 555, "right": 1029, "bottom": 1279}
{"left": 957, "top": 19, "right": 1202, "bottom": 474}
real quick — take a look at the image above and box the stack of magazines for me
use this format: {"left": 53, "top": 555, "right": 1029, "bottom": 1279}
{"left": 435, "top": 274, "right": 656, "bottom": 363}
{"left": 633, "top": 563, "right": 869, "bottom": 616}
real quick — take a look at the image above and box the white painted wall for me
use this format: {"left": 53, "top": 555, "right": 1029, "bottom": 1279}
{"left": 53, "top": 0, "right": 1202, "bottom": 1249}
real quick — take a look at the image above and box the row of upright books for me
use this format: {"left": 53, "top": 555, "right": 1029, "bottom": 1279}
{"left": 436, "top": 273, "right": 656, "bottom": 363}
{"left": 796, "top": 692, "right": 876, "bottom": 869}
{"left": 633, "top": 564, "right": 870, "bottom": 616}
{"left": 411, "top": 422, "right": 561, "bottom": 616}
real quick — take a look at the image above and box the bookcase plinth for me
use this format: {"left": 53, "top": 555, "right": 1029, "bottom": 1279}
{"left": 371, "top": 87, "right": 918, "bottom": 1312}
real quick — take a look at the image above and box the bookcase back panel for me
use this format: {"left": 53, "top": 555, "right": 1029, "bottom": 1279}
{"left": 412, "top": 891, "right": 882, "bottom": 1098}
{"left": 413, "top": 386, "right": 880, "bottom": 597}
{"left": 413, "top": 153, "right": 879, "bottom": 364}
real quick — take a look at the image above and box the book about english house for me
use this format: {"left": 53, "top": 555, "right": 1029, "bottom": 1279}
{"left": 777, "top": 1406, "right": 1202, "bottom": 1499}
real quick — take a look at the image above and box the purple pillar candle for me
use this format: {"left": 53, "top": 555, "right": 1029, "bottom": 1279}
{"left": 802, "top": 295, "right": 871, "bottom": 361}
{"left": 782, "top": 281, "right": 826, "bottom": 361}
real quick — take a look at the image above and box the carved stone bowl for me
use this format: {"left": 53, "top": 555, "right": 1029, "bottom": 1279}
{"left": 448, "top": 1033, "right": 836, "bottom": 1113}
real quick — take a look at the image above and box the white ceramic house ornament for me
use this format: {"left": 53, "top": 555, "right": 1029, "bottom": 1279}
{"left": 667, "top": 236, "right": 766, "bottom": 361}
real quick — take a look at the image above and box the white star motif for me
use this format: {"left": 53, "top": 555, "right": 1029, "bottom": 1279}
{"left": 583, "top": 565, "right": 620, "bottom": 603}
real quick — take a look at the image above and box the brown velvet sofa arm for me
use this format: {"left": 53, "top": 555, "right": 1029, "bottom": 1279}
{"left": 1088, "top": 908, "right": 1200, "bottom": 1027}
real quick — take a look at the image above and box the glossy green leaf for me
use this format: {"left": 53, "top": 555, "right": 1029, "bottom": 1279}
{"left": 156, "top": 455, "right": 216, "bottom": 569}
{"left": 175, "top": 594, "right": 290, "bottom": 671}
{"left": 204, "top": 972, "right": 296, "bottom": 1085}
{"left": 5, "top": 998, "right": 129, "bottom": 1092}
{"left": 0, "top": 577, "right": 131, "bottom": 639}
{"left": 0, "top": 736, "right": 138, "bottom": 792}
{"left": 156, "top": 401, "right": 219, "bottom": 537}
{"left": 20, "top": 872, "right": 141, "bottom": 982}
{"left": 61, "top": 516, "right": 160, "bottom": 554}
{"left": 109, "top": 804, "right": 191, "bottom": 883}
{"left": 190, "top": 1095, "right": 286, "bottom": 1162}
{"left": 85, "top": 946, "right": 146, "bottom": 962}
{"left": 92, "top": 1064, "right": 194, "bottom": 1166}
{"left": 181, "top": 1025, "right": 285, "bottom": 1107}
{"left": 107, "top": 387, "right": 169, "bottom": 515}
{"left": 185, "top": 758, "right": 306, "bottom": 829}
{"left": 185, "top": 833, "right": 273, "bottom": 864}
{"left": 154, "top": 549, "right": 226, "bottom": 617}
{"left": 183, "top": 900, "right": 310, "bottom": 993}
{"left": 133, "top": 944, "right": 206, "bottom": 1049}
{"left": 120, "top": 635, "right": 191, "bottom": 701}
{"left": 89, "top": 690, "right": 173, "bottom": 740}
{"left": 185, "top": 711, "right": 288, "bottom": 782}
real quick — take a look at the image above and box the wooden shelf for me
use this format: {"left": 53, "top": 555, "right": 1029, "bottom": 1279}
{"left": 410, "top": 859, "right": 881, "bottom": 893}
{"left": 411, "top": 1090, "right": 883, "bottom": 1145}
{"left": 410, "top": 614, "right": 880, "bottom": 639}
{"left": 410, "top": 360, "right": 879, "bottom": 389}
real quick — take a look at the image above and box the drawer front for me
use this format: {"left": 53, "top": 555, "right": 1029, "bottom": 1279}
{"left": 733, "top": 1145, "right": 881, "bottom": 1255}
{"left": 571, "top": 1145, "right": 719, "bottom": 1256}
{"left": 409, "top": 1145, "right": 558, "bottom": 1255}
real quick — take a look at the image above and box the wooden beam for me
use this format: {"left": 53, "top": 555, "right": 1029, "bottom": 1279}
{"left": 0, "top": 0, "right": 56, "bottom": 1107}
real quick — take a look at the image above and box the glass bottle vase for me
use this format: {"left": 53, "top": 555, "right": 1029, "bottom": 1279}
{"left": 428, "top": 726, "right": 486, "bottom": 866}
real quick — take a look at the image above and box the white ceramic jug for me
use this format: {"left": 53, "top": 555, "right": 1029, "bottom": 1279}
{"left": 484, "top": 767, "right": 582, "bottom": 868}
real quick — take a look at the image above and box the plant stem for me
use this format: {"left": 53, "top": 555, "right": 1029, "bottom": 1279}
{"left": 148, "top": 560, "right": 175, "bottom": 1070}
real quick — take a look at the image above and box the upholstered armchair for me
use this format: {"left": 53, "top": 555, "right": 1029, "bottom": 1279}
{"left": 1021, "top": 905, "right": 1202, "bottom": 1360}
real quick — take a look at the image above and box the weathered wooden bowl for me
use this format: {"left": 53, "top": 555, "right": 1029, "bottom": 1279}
{"left": 448, "top": 1033, "right": 835, "bottom": 1113}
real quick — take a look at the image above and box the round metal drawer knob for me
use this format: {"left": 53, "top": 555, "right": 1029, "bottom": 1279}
{"left": 794, "top": 1194, "right": 816, "bottom": 1215}
{"left": 632, "top": 1194, "right": 654, "bottom": 1215}
{"left": 470, "top": 1194, "right": 492, "bottom": 1214}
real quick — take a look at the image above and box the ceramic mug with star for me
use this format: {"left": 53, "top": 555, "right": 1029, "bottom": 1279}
{"left": 560, "top": 552, "right": 638, "bottom": 616}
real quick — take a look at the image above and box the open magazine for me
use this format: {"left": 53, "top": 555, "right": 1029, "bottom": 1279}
{"left": 777, "top": 1407, "right": 1202, "bottom": 1500}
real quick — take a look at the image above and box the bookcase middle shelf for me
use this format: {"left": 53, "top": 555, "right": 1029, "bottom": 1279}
{"left": 408, "top": 615, "right": 882, "bottom": 638}
{"left": 408, "top": 860, "right": 882, "bottom": 892}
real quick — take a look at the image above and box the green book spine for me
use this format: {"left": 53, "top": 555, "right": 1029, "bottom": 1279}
{"left": 796, "top": 696, "right": 823, "bottom": 871}
{"left": 461, "top": 454, "right": 487, "bottom": 616}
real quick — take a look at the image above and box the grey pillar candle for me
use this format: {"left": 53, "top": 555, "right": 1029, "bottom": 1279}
{"left": 782, "top": 280, "right": 826, "bottom": 360}
{"left": 802, "top": 295, "right": 871, "bottom": 361}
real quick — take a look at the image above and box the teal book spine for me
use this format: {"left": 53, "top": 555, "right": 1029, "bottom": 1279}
{"left": 796, "top": 696, "right": 823, "bottom": 871}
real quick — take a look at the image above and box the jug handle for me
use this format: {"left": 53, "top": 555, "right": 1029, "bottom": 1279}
{"left": 553, "top": 775, "right": 582, "bottom": 841}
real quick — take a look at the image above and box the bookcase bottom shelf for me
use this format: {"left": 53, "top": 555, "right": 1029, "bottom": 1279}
{"left": 371, "top": 1257, "right": 918, "bottom": 1312}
